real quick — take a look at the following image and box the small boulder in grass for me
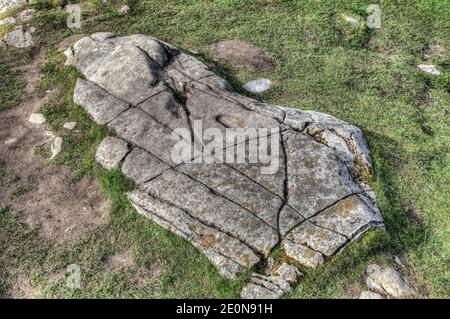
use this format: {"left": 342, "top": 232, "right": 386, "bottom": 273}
{"left": 243, "top": 78, "right": 272, "bottom": 94}
{"left": 0, "top": 17, "right": 16, "bottom": 25}
{"left": 359, "top": 290, "right": 386, "bottom": 299}
{"left": 51, "top": 137, "right": 63, "bottom": 159}
{"left": 118, "top": 5, "right": 130, "bottom": 14}
{"left": 95, "top": 137, "right": 129, "bottom": 170}
{"left": 366, "top": 264, "right": 414, "bottom": 299}
{"left": 29, "top": 113, "right": 46, "bottom": 125}
{"left": 63, "top": 122, "right": 76, "bottom": 130}
{"left": 342, "top": 14, "right": 360, "bottom": 26}
{"left": 417, "top": 64, "right": 441, "bottom": 76}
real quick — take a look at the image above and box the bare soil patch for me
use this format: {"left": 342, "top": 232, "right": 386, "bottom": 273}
{"left": 0, "top": 50, "right": 109, "bottom": 243}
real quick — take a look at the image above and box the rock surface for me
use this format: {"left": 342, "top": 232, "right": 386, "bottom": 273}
{"left": 63, "top": 121, "right": 76, "bottom": 130}
{"left": 241, "top": 263, "right": 302, "bottom": 299}
{"left": 95, "top": 137, "right": 129, "bottom": 170}
{"left": 359, "top": 290, "right": 386, "bottom": 299}
{"left": 417, "top": 64, "right": 441, "bottom": 75}
{"left": 50, "top": 137, "right": 62, "bottom": 159}
{"left": 118, "top": 5, "right": 130, "bottom": 14}
{"left": 366, "top": 264, "right": 414, "bottom": 298}
{"left": 28, "top": 113, "right": 45, "bottom": 125}
{"left": 342, "top": 14, "right": 360, "bottom": 26}
{"left": 0, "top": 0, "right": 27, "bottom": 14}
{"left": 209, "top": 40, "right": 276, "bottom": 71}
{"left": 0, "top": 16, "right": 15, "bottom": 25}
{"left": 69, "top": 33, "right": 384, "bottom": 294}
{"left": 3, "top": 26, "right": 33, "bottom": 48}
{"left": 243, "top": 78, "right": 273, "bottom": 93}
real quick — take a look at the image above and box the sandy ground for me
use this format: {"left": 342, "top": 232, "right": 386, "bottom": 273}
{"left": 0, "top": 48, "right": 109, "bottom": 297}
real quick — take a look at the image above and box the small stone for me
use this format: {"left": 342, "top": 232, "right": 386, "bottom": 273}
{"left": 424, "top": 45, "right": 447, "bottom": 60}
{"left": 342, "top": 14, "right": 360, "bottom": 25}
{"left": 118, "top": 5, "right": 130, "bottom": 14}
{"left": 0, "top": 16, "right": 16, "bottom": 25}
{"left": 29, "top": 26, "right": 36, "bottom": 33}
{"left": 359, "top": 290, "right": 386, "bottom": 299}
{"left": 19, "top": 9, "right": 35, "bottom": 22}
{"left": 4, "top": 137, "right": 18, "bottom": 145}
{"left": 242, "top": 78, "right": 272, "bottom": 93}
{"left": 28, "top": 113, "right": 46, "bottom": 125}
{"left": 51, "top": 137, "right": 63, "bottom": 159}
{"left": 417, "top": 64, "right": 441, "bottom": 75}
{"left": 240, "top": 263, "right": 302, "bottom": 299}
{"left": 63, "top": 121, "right": 76, "bottom": 130}
{"left": 64, "top": 47, "right": 74, "bottom": 66}
{"left": 95, "top": 136, "right": 129, "bottom": 170}
{"left": 3, "top": 26, "right": 33, "bottom": 48}
{"left": 366, "top": 264, "right": 414, "bottom": 298}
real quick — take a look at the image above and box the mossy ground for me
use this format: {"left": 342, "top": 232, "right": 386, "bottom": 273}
{"left": 0, "top": 0, "right": 449, "bottom": 298}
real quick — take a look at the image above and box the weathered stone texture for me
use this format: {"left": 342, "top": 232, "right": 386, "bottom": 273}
{"left": 71, "top": 33, "right": 384, "bottom": 298}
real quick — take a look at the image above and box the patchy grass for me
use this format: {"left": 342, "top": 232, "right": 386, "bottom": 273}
{"left": 0, "top": 0, "right": 449, "bottom": 298}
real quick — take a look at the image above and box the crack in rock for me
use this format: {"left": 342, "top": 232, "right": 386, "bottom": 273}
{"left": 69, "top": 32, "right": 384, "bottom": 298}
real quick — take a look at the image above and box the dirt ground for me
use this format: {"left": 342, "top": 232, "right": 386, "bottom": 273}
{"left": 0, "top": 48, "right": 109, "bottom": 297}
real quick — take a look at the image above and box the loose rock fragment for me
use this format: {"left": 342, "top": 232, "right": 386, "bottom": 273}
{"left": 95, "top": 137, "right": 129, "bottom": 170}
{"left": 64, "top": 47, "right": 75, "bottom": 66}
{"left": 241, "top": 263, "right": 302, "bottom": 299}
{"left": 118, "top": 5, "right": 130, "bottom": 14}
{"left": 0, "top": 16, "right": 16, "bottom": 25}
{"left": 359, "top": 290, "right": 386, "bottom": 299}
{"left": 18, "top": 8, "right": 35, "bottom": 22}
{"left": 63, "top": 121, "right": 76, "bottom": 130}
{"left": 28, "top": 113, "right": 46, "bottom": 125}
{"left": 366, "top": 264, "right": 414, "bottom": 298}
{"left": 243, "top": 78, "right": 272, "bottom": 93}
{"left": 3, "top": 26, "right": 33, "bottom": 48}
{"left": 342, "top": 14, "right": 360, "bottom": 25}
{"left": 51, "top": 137, "right": 63, "bottom": 159}
{"left": 417, "top": 64, "right": 441, "bottom": 75}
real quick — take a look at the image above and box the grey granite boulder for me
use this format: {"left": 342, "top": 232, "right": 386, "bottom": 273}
{"left": 95, "top": 137, "right": 129, "bottom": 170}
{"left": 3, "top": 26, "right": 33, "bottom": 48}
{"left": 366, "top": 264, "right": 414, "bottom": 298}
{"left": 71, "top": 33, "right": 384, "bottom": 297}
{"left": 241, "top": 263, "right": 302, "bottom": 299}
{"left": 243, "top": 78, "right": 272, "bottom": 93}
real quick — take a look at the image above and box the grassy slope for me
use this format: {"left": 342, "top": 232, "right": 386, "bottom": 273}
{"left": 0, "top": 0, "right": 449, "bottom": 298}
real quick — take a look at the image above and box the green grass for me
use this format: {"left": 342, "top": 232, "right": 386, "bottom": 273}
{"left": 0, "top": 0, "right": 449, "bottom": 298}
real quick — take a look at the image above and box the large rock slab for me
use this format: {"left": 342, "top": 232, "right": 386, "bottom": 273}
{"left": 70, "top": 33, "right": 384, "bottom": 296}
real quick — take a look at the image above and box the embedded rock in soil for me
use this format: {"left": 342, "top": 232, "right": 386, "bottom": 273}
{"left": 70, "top": 32, "right": 384, "bottom": 296}
{"left": 366, "top": 264, "right": 414, "bottom": 299}
{"left": 95, "top": 136, "right": 129, "bottom": 170}
{"left": 3, "top": 26, "right": 33, "bottom": 48}
{"left": 241, "top": 263, "right": 302, "bottom": 299}
{"left": 0, "top": 0, "right": 28, "bottom": 14}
